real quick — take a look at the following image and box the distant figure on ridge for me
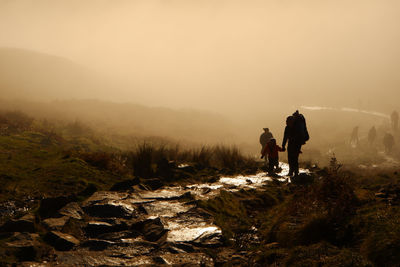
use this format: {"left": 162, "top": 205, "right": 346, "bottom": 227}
{"left": 282, "top": 110, "right": 309, "bottom": 177}
{"left": 261, "top": 138, "right": 284, "bottom": 174}
{"left": 350, "top": 126, "right": 359, "bottom": 148}
{"left": 260, "top": 128, "right": 273, "bottom": 164}
{"left": 391, "top": 111, "right": 399, "bottom": 132}
{"left": 368, "top": 126, "right": 377, "bottom": 146}
{"left": 383, "top": 133, "right": 395, "bottom": 154}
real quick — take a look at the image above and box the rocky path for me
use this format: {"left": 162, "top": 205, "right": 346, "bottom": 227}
{"left": 1, "top": 163, "right": 308, "bottom": 266}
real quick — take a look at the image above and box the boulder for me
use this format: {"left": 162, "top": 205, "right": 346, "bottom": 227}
{"left": 83, "top": 202, "right": 137, "bottom": 219}
{"left": 42, "top": 216, "right": 69, "bottom": 230}
{"left": 45, "top": 231, "right": 80, "bottom": 251}
{"left": 132, "top": 217, "right": 168, "bottom": 242}
{"left": 6, "top": 233, "right": 40, "bottom": 261}
{"left": 143, "top": 178, "right": 164, "bottom": 190}
{"left": 84, "top": 220, "right": 128, "bottom": 238}
{"left": 38, "top": 195, "right": 76, "bottom": 219}
{"left": 0, "top": 214, "right": 35, "bottom": 233}
{"left": 58, "top": 202, "right": 84, "bottom": 220}
{"left": 81, "top": 239, "right": 116, "bottom": 251}
{"left": 97, "top": 230, "right": 141, "bottom": 241}
{"left": 173, "top": 242, "right": 196, "bottom": 253}
{"left": 191, "top": 231, "right": 223, "bottom": 247}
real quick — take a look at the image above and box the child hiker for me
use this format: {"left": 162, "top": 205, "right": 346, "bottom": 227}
{"left": 261, "top": 138, "right": 284, "bottom": 174}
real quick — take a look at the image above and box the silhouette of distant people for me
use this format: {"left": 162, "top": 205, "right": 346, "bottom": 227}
{"left": 261, "top": 138, "right": 283, "bottom": 174}
{"left": 350, "top": 126, "right": 359, "bottom": 147}
{"left": 383, "top": 133, "right": 395, "bottom": 154}
{"left": 282, "top": 110, "right": 309, "bottom": 177}
{"left": 391, "top": 111, "right": 399, "bottom": 132}
{"left": 368, "top": 126, "right": 377, "bottom": 146}
{"left": 260, "top": 128, "right": 273, "bottom": 164}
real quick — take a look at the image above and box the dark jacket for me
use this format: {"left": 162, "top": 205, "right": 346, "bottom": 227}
{"left": 260, "top": 131, "right": 273, "bottom": 147}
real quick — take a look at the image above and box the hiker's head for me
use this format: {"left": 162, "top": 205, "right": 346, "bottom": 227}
{"left": 286, "top": 116, "right": 294, "bottom": 126}
{"left": 263, "top": 128, "right": 269, "bottom": 132}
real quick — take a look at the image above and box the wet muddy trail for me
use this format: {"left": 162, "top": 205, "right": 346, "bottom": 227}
{"left": 4, "top": 163, "right": 309, "bottom": 266}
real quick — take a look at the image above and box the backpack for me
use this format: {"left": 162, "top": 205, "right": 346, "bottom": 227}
{"left": 293, "top": 111, "right": 309, "bottom": 144}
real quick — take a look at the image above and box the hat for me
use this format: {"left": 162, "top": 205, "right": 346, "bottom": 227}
{"left": 263, "top": 128, "right": 269, "bottom": 131}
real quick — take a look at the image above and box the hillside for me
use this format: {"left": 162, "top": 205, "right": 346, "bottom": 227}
{"left": 0, "top": 98, "right": 237, "bottom": 146}
{"left": 0, "top": 47, "right": 112, "bottom": 100}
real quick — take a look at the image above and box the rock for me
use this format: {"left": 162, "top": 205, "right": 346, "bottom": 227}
{"left": 6, "top": 233, "right": 40, "bottom": 261}
{"left": 110, "top": 178, "right": 140, "bottom": 192}
{"left": 143, "top": 178, "right": 164, "bottom": 190}
{"left": 132, "top": 217, "right": 168, "bottom": 242}
{"left": 174, "top": 242, "right": 196, "bottom": 253}
{"left": 58, "top": 202, "right": 84, "bottom": 220}
{"left": 178, "top": 191, "right": 194, "bottom": 200}
{"left": 84, "top": 221, "right": 112, "bottom": 236}
{"left": 84, "top": 220, "right": 128, "bottom": 238}
{"left": 17, "top": 262, "right": 52, "bottom": 267}
{"left": 83, "top": 201, "right": 137, "bottom": 219}
{"left": 38, "top": 195, "right": 76, "bottom": 219}
{"left": 97, "top": 230, "right": 141, "bottom": 241}
{"left": 84, "top": 191, "right": 129, "bottom": 203}
{"left": 159, "top": 252, "right": 214, "bottom": 266}
{"left": 60, "top": 217, "right": 86, "bottom": 240}
{"left": 0, "top": 232, "right": 13, "bottom": 239}
{"left": 375, "top": 192, "right": 387, "bottom": 198}
{"left": 167, "top": 246, "right": 188, "bottom": 254}
{"left": 0, "top": 214, "right": 35, "bottom": 233}
{"left": 133, "top": 183, "right": 152, "bottom": 191}
{"left": 45, "top": 231, "right": 80, "bottom": 251}
{"left": 81, "top": 239, "right": 116, "bottom": 251}
{"left": 207, "top": 175, "right": 220, "bottom": 183}
{"left": 191, "top": 231, "right": 223, "bottom": 247}
{"left": 153, "top": 256, "right": 168, "bottom": 264}
{"left": 42, "top": 216, "right": 69, "bottom": 230}
{"left": 215, "top": 252, "right": 247, "bottom": 266}
{"left": 178, "top": 164, "right": 196, "bottom": 174}
{"left": 215, "top": 248, "right": 245, "bottom": 266}
{"left": 264, "top": 242, "right": 280, "bottom": 249}
{"left": 202, "top": 188, "right": 212, "bottom": 194}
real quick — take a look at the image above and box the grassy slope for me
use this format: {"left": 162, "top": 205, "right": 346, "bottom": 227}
{"left": 0, "top": 131, "right": 125, "bottom": 203}
{"left": 198, "top": 168, "right": 400, "bottom": 266}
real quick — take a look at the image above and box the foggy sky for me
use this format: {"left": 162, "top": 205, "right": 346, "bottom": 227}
{"left": 1, "top": 0, "right": 400, "bottom": 114}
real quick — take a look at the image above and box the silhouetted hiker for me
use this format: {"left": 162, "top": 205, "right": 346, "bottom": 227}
{"left": 261, "top": 138, "right": 284, "bottom": 174}
{"left": 391, "top": 111, "right": 399, "bottom": 132}
{"left": 383, "top": 133, "right": 395, "bottom": 153}
{"left": 282, "top": 110, "right": 309, "bottom": 176}
{"left": 368, "top": 126, "right": 377, "bottom": 146}
{"left": 350, "top": 126, "right": 359, "bottom": 148}
{"left": 260, "top": 128, "right": 273, "bottom": 163}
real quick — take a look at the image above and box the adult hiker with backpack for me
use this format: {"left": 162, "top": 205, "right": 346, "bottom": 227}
{"left": 282, "top": 110, "right": 309, "bottom": 176}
